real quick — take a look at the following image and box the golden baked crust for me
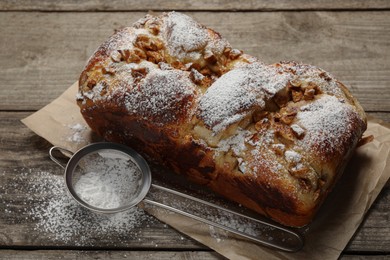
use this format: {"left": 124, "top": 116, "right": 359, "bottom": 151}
{"left": 77, "top": 12, "right": 367, "bottom": 227}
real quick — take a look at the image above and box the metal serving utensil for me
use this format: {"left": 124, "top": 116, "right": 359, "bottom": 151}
{"left": 49, "top": 142, "right": 304, "bottom": 252}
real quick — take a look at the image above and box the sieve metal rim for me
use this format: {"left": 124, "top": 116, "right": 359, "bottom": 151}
{"left": 62, "top": 142, "right": 151, "bottom": 214}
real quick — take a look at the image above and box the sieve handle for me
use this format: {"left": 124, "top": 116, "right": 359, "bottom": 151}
{"left": 49, "top": 146, "right": 74, "bottom": 169}
{"left": 144, "top": 184, "right": 304, "bottom": 252}
{"left": 143, "top": 184, "right": 304, "bottom": 252}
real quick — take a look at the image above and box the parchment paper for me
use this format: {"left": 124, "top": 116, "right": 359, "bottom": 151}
{"left": 22, "top": 82, "right": 390, "bottom": 260}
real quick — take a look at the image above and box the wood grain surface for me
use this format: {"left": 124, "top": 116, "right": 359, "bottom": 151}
{"left": 0, "top": 1, "right": 389, "bottom": 259}
{"left": 1, "top": 0, "right": 390, "bottom": 11}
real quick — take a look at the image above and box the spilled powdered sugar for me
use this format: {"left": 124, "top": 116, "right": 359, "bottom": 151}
{"left": 1, "top": 169, "right": 154, "bottom": 246}
{"left": 66, "top": 123, "right": 87, "bottom": 144}
{"left": 198, "top": 62, "right": 290, "bottom": 133}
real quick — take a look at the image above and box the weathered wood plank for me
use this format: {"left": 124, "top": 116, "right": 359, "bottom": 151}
{"left": 0, "top": 0, "right": 389, "bottom": 11}
{"left": 0, "top": 12, "right": 389, "bottom": 111}
{"left": 0, "top": 250, "right": 224, "bottom": 259}
{"left": 341, "top": 256, "right": 390, "bottom": 260}
{"left": 0, "top": 250, "right": 388, "bottom": 260}
{"left": 0, "top": 111, "right": 389, "bottom": 254}
{"left": 345, "top": 187, "right": 390, "bottom": 252}
{"left": 0, "top": 116, "right": 205, "bottom": 250}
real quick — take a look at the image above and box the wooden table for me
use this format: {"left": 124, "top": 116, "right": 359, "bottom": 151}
{"left": 1, "top": 1, "right": 389, "bottom": 259}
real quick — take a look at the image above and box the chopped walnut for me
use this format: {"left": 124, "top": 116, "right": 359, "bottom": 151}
{"left": 118, "top": 49, "right": 141, "bottom": 63}
{"left": 110, "top": 51, "right": 122, "bottom": 63}
{"left": 229, "top": 49, "right": 242, "bottom": 60}
{"left": 255, "top": 118, "right": 270, "bottom": 132}
{"left": 136, "top": 34, "right": 149, "bottom": 43}
{"left": 272, "top": 143, "right": 285, "bottom": 155}
{"left": 87, "top": 79, "right": 96, "bottom": 89}
{"left": 118, "top": 50, "right": 130, "bottom": 61}
{"left": 303, "top": 88, "right": 315, "bottom": 100}
{"left": 146, "top": 51, "right": 163, "bottom": 63}
{"left": 200, "top": 67, "right": 212, "bottom": 77}
{"left": 171, "top": 60, "right": 185, "bottom": 70}
{"left": 291, "top": 165, "right": 309, "bottom": 176}
{"left": 190, "top": 68, "right": 205, "bottom": 84}
{"left": 274, "top": 122, "right": 295, "bottom": 142}
{"left": 273, "top": 89, "right": 290, "bottom": 108}
{"left": 204, "top": 51, "right": 217, "bottom": 64}
{"left": 128, "top": 52, "right": 141, "bottom": 63}
{"left": 189, "top": 62, "right": 201, "bottom": 71}
{"left": 280, "top": 115, "right": 294, "bottom": 125}
{"left": 150, "top": 38, "right": 164, "bottom": 50}
{"left": 146, "top": 20, "right": 160, "bottom": 35}
{"left": 253, "top": 110, "right": 268, "bottom": 123}
{"left": 134, "top": 48, "right": 147, "bottom": 60}
{"left": 131, "top": 67, "right": 148, "bottom": 84}
{"left": 289, "top": 78, "right": 302, "bottom": 88}
{"left": 135, "top": 35, "right": 163, "bottom": 51}
{"left": 208, "top": 64, "right": 222, "bottom": 76}
{"left": 102, "top": 66, "right": 115, "bottom": 75}
{"left": 279, "top": 107, "right": 297, "bottom": 125}
{"left": 223, "top": 47, "right": 232, "bottom": 57}
{"left": 290, "top": 124, "right": 305, "bottom": 138}
{"left": 291, "top": 89, "right": 303, "bottom": 102}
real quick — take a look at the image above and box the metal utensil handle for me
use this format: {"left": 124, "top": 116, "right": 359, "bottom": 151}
{"left": 49, "top": 146, "right": 74, "bottom": 169}
{"left": 144, "top": 184, "right": 304, "bottom": 252}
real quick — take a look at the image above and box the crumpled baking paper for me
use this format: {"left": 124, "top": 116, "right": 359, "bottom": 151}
{"left": 22, "top": 82, "right": 390, "bottom": 260}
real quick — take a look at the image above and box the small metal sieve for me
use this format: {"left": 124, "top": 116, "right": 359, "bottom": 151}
{"left": 49, "top": 142, "right": 304, "bottom": 252}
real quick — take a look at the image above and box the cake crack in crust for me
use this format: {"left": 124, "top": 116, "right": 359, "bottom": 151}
{"left": 77, "top": 12, "right": 367, "bottom": 227}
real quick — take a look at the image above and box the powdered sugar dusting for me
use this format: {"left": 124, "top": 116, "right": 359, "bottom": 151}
{"left": 284, "top": 150, "right": 302, "bottom": 164}
{"left": 217, "top": 128, "right": 251, "bottom": 156}
{"left": 297, "top": 95, "right": 360, "bottom": 157}
{"left": 124, "top": 68, "right": 196, "bottom": 124}
{"left": 277, "top": 61, "right": 343, "bottom": 97}
{"left": 198, "top": 62, "right": 291, "bottom": 133}
{"left": 162, "top": 12, "right": 208, "bottom": 61}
